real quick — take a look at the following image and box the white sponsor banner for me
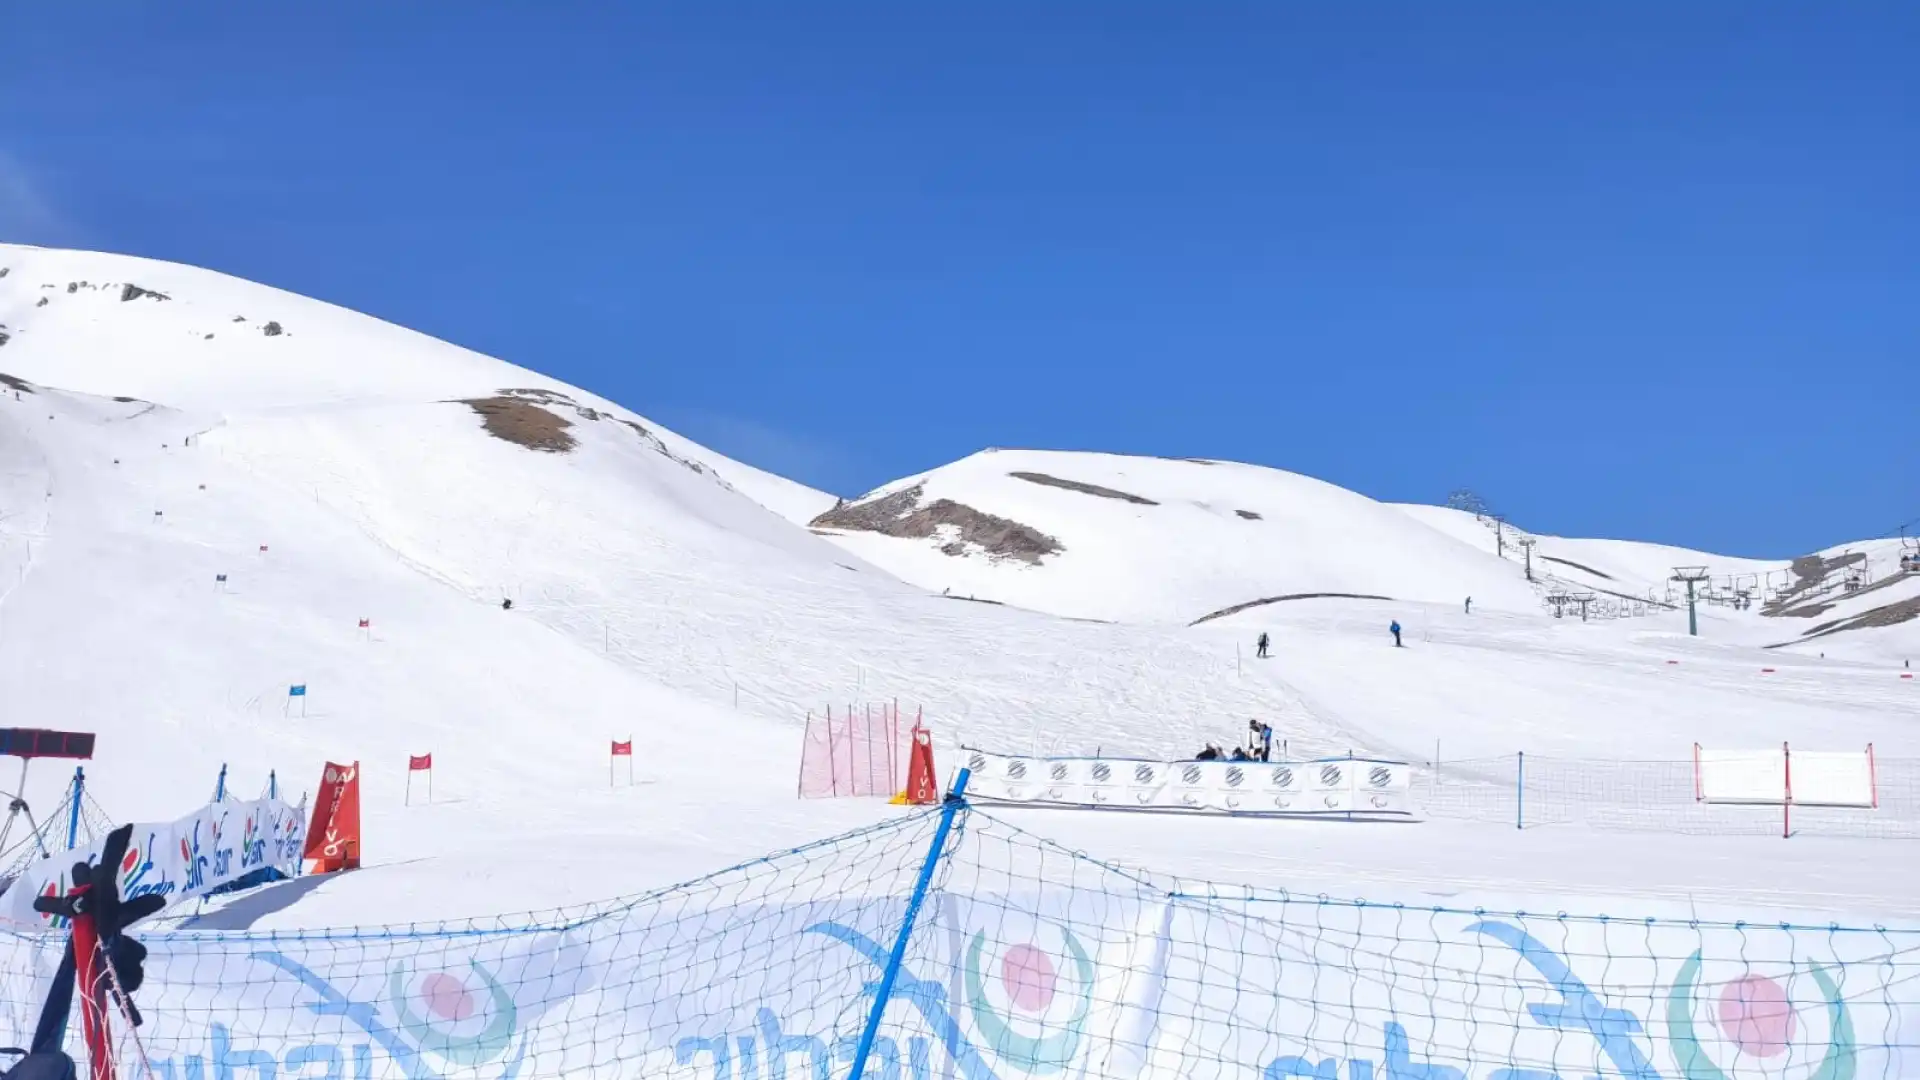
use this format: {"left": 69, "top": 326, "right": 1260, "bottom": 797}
{"left": 1697, "top": 745, "right": 1875, "bottom": 808}
{"left": 958, "top": 750, "right": 1413, "bottom": 816}
{"left": 0, "top": 796, "right": 305, "bottom": 928}
{"left": 0, "top": 889, "right": 1904, "bottom": 1080}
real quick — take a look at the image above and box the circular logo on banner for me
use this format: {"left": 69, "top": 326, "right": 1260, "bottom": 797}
{"left": 324, "top": 767, "right": 339, "bottom": 785}
{"left": 969, "top": 753, "right": 987, "bottom": 772}
{"left": 1271, "top": 767, "right": 1295, "bottom": 788}
{"left": 1091, "top": 763, "right": 1111, "bottom": 782}
{"left": 1049, "top": 763, "right": 1068, "bottom": 781}
{"left": 388, "top": 961, "right": 522, "bottom": 1069}
{"left": 1134, "top": 764, "right": 1155, "bottom": 784}
{"left": 1666, "top": 950, "right": 1854, "bottom": 1079}
{"left": 1008, "top": 761, "right": 1028, "bottom": 780}
{"left": 1368, "top": 766, "right": 1392, "bottom": 788}
{"left": 1225, "top": 767, "right": 1244, "bottom": 786}
{"left": 1319, "top": 765, "right": 1343, "bottom": 786}
{"left": 1181, "top": 765, "right": 1202, "bottom": 784}
{"left": 963, "top": 930, "right": 1095, "bottom": 1075}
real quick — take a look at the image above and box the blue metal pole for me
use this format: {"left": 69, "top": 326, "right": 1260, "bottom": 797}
{"left": 846, "top": 768, "right": 972, "bottom": 1080}
{"left": 65, "top": 767, "right": 84, "bottom": 851}
{"left": 1515, "top": 751, "right": 1525, "bottom": 830}
{"left": 214, "top": 763, "right": 227, "bottom": 803}
{"left": 269, "top": 770, "right": 278, "bottom": 801}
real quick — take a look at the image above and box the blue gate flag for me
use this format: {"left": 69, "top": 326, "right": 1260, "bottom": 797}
{"left": 215, "top": 574, "right": 227, "bottom": 583}
{"left": 288, "top": 684, "right": 307, "bottom": 697}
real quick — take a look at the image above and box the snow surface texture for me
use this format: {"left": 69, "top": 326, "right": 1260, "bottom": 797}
{"left": 1, "top": 242, "right": 1917, "bottom": 933}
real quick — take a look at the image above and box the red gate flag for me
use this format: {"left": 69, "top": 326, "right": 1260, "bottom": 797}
{"left": 304, "top": 761, "right": 361, "bottom": 873}
{"left": 611, "top": 740, "right": 632, "bottom": 756}
{"left": 358, "top": 618, "right": 370, "bottom": 629}
{"left": 409, "top": 754, "right": 432, "bottom": 771}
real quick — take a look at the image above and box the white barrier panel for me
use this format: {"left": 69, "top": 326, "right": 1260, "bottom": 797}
{"left": 0, "top": 796, "right": 306, "bottom": 928}
{"left": 959, "top": 749, "right": 1413, "bottom": 816}
{"left": 1695, "top": 744, "right": 1875, "bottom": 808}
{"left": 1696, "top": 748, "right": 1786, "bottom": 805}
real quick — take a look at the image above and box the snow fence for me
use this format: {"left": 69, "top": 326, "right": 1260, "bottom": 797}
{"left": 1, "top": 786, "right": 1917, "bottom": 1080}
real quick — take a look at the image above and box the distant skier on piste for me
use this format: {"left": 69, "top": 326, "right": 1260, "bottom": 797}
{"left": 1464, "top": 596, "right": 1472, "bottom": 614}
{"left": 1255, "top": 632, "right": 1270, "bottom": 659}
{"left": 1390, "top": 620, "right": 1403, "bottom": 647}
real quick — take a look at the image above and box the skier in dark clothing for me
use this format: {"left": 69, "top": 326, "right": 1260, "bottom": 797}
{"left": 502, "top": 598, "right": 513, "bottom": 611}
{"left": 1390, "top": 620, "right": 1402, "bottom": 647}
{"left": 1195, "top": 744, "right": 1223, "bottom": 761}
{"left": 1464, "top": 597, "right": 1472, "bottom": 614}
{"left": 1255, "top": 632, "right": 1270, "bottom": 659}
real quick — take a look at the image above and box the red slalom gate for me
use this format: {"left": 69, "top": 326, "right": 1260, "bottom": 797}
{"left": 798, "top": 701, "right": 920, "bottom": 798}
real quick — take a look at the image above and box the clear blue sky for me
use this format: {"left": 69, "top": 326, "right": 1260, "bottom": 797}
{"left": 4, "top": 5, "right": 1913, "bottom": 556}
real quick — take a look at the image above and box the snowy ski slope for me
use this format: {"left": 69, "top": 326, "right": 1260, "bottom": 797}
{"left": 1, "top": 242, "right": 1917, "bottom": 930}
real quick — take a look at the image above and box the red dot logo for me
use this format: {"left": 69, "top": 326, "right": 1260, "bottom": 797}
{"left": 1716, "top": 975, "right": 1796, "bottom": 1058}
{"left": 1000, "top": 944, "right": 1057, "bottom": 1013}
{"left": 421, "top": 972, "right": 476, "bottom": 1022}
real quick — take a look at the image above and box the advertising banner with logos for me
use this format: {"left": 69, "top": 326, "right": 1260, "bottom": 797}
{"left": 0, "top": 882, "right": 1908, "bottom": 1080}
{"left": 955, "top": 749, "right": 1414, "bottom": 816}
{"left": 0, "top": 795, "right": 305, "bottom": 928}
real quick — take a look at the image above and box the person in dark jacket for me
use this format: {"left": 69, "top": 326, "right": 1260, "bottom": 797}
{"left": 1196, "top": 744, "right": 1223, "bottom": 761}
{"left": 1390, "top": 620, "right": 1402, "bottom": 647}
{"left": 502, "top": 598, "right": 513, "bottom": 611}
{"left": 1255, "top": 632, "right": 1270, "bottom": 659}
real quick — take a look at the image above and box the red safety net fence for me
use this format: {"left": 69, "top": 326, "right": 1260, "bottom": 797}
{"left": 797, "top": 701, "right": 918, "bottom": 798}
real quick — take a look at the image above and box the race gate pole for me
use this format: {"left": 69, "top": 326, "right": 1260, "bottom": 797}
{"left": 1782, "top": 740, "right": 1792, "bottom": 840}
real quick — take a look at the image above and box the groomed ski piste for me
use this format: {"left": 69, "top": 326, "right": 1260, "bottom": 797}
{"left": 2, "top": 242, "right": 1919, "bottom": 1078}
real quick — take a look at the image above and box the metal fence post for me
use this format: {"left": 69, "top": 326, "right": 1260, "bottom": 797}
{"left": 65, "top": 767, "right": 85, "bottom": 850}
{"left": 1516, "top": 751, "right": 1525, "bottom": 831}
{"left": 847, "top": 768, "right": 973, "bottom": 1080}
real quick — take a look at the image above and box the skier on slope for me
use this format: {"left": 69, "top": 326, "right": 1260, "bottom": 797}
{"left": 1256, "top": 632, "right": 1270, "bottom": 659}
{"left": 1465, "top": 597, "right": 1472, "bottom": 614}
{"left": 1390, "top": 620, "right": 1403, "bottom": 647}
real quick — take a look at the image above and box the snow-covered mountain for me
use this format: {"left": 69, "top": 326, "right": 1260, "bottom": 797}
{"left": 2, "top": 242, "right": 1916, "bottom": 928}
{"left": 808, "top": 449, "right": 1545, "bottom": 624}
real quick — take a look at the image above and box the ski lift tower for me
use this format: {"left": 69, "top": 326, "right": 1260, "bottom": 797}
{"left": 1517, "top": 536, "right": 1536, "bottom": 582}
{"left": 1671, "top": 566, "right": 1711, "bottom": 637}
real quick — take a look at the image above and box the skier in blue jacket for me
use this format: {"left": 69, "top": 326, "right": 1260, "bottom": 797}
{"left": 1390, "top": 620, "right": 1403, "bottom": 647}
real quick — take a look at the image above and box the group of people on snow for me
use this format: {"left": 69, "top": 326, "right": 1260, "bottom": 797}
{"left": 1194, "top": 719, "right": 1276, "bottom": 763}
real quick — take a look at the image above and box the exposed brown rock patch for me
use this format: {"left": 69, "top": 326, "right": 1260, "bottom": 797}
{"left": 1009, "top": 471, "right": 1158, "bottom": 506}
{"left": 811, "top": 484, "right": 1063, "bottom": 564}
{"left": 460, "top": 396, "right": 577, "bottom": 453}
{"left": 1778, "top": 596, "right": 1920, "bottom": 646}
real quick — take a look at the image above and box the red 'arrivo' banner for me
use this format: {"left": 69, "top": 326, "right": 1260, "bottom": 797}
{"left": 304, "top": 761, "right": 361, "bottom": 872}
